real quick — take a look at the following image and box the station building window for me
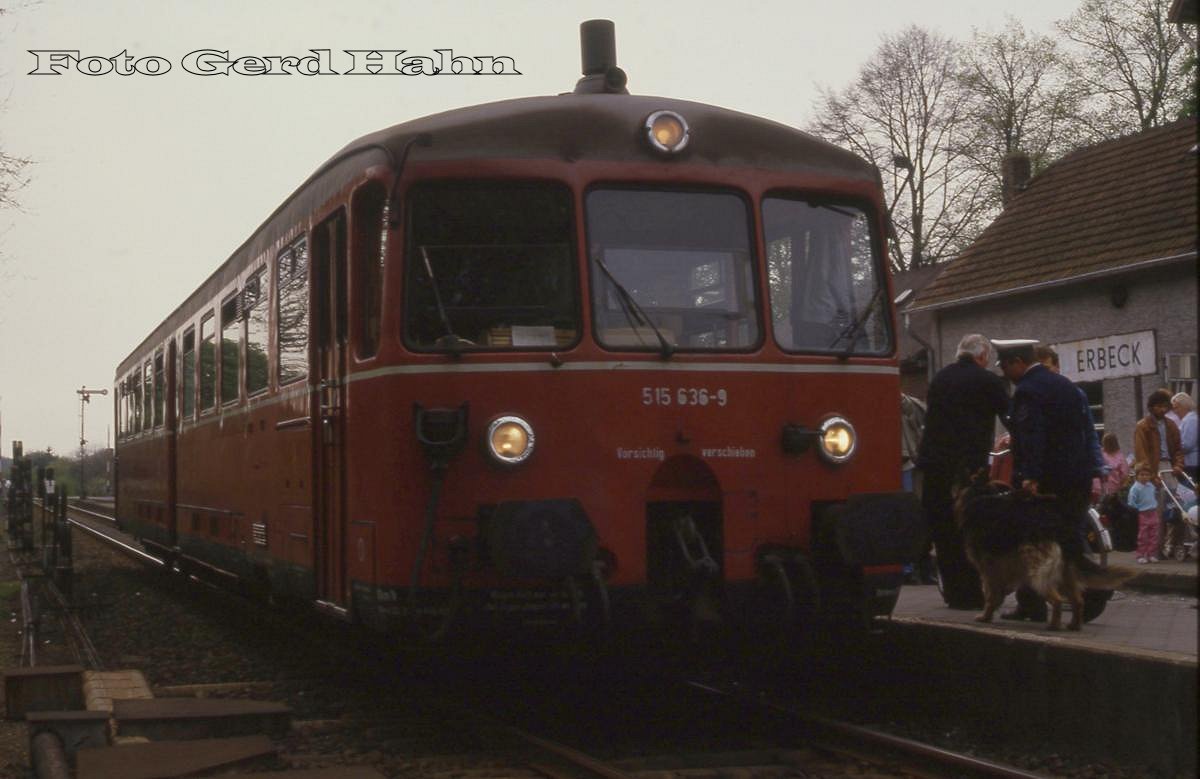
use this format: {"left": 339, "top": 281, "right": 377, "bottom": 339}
{"left": 221, "top": 293, "right": 241, "bottom": 404}
{"left": 1166, "top": 353, "right": 1197, "bottom": 399}
{"left": 352, "top": 181, "right": 387, "bottom": 358}
{"left": 245, "top": 269, "right": 269, "bottom": 395}
{"left": 200, "top": 313, "right": 216, "bottom": 411}
{"left": 277, "top": 237, "right": 309, "bottom": 384}
{"left": 181, "top": 328, "right": 196, "bottom": 419}
{"left": 1079, "top": 380, "right": 1103, "bottom": 434}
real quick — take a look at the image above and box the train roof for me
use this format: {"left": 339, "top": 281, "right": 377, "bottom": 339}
{"left": 117, "top": 92, "right": 877, "bottom": 375}
{"left": 338, "top": 92, "right": 875, "bottom": 177}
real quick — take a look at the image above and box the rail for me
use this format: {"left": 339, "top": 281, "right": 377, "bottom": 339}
{"left": 29, "top": 499, "right": 1059, "bottom": 778}
{"left": 61, "top": 501, "right": 166, "bottom": 568}
{"left": 684, "top": 680, "right": 1050, "bottom": 779}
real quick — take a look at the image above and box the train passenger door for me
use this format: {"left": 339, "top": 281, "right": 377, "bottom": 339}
{"left": 313, "top": 210, "right": 349, "bottom": 612}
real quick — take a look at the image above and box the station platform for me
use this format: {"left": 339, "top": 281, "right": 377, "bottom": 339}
{"left": 892, "top": 550, "right": 1198, "bottom": 660}
{"left": 883, "top": 551, "right": 1197, "bottom": 774}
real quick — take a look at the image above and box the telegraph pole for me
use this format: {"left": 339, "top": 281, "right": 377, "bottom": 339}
{"left": 77, "top": 387, "right": 108, "bottom": 499}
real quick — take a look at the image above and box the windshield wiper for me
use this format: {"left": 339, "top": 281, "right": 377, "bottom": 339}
{"left": 419, "top": 246, "right": 470, "bottom": 353}
{"left": 593, "top": 254, "right": 674, "bottom": 359}
{"left": 828, "top": 285, "right": 883, "bottom": 356}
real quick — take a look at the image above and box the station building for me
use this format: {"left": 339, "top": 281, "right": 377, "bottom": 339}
{"left": 908, "top": 117, "right": 1198, "bottom": 447}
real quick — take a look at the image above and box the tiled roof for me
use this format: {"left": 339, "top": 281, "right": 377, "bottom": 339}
{"left": 912, "top": 118, "right": 1197, "bottom": 310}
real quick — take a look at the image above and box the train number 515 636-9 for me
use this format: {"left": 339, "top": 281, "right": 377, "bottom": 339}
{"left": 641, "top": 387, "right": 728, "bottom": 407}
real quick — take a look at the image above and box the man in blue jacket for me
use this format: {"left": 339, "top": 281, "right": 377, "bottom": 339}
{"left": 997, "top": 339, "right": 1098, "bottom": 621}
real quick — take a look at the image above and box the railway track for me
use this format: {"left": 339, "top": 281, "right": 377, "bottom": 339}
{"left": 16, "top": 498, "right": 1055, "bottom": 779}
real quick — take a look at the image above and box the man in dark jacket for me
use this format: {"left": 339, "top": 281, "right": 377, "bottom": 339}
{"left": 998, "top": 339, "right": 1097, "bottom": 620}
{"left": 917, "top": 333, "right": 1009, "bottom": 608}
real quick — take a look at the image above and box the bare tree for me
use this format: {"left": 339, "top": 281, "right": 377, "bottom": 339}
{"left": 810, "top": 27, "right": 995, "bottom": 271}
{"left": 1, "top": 6, "right": 34, "bottom": 266}
{"left": 0, "top": 146, "right": 31, "bottom": 212}
{"left": 959, "top": 18, "right": 1080, "bottom": 191}
{"left": 1058, "top": 0, "right": 1193, "bottom": 137}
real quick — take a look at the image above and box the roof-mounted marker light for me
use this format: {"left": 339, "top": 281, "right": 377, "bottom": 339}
{"left": 645, "top": 110, "right": 689, "bottom": 155}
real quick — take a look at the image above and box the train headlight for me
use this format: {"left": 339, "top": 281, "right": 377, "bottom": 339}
{"left": 644, "top": 110, "right": 690, "bottom": 154}
{"left": 818, "top": 416, "right": 856, "bottom": 465}
{"left": 487, "top": 416, "right": 535, "bottom": 465}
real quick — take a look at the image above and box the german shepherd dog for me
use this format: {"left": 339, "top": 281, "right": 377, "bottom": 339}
{"left": 954, "top": 471, "right": 1135, "bottom": 631}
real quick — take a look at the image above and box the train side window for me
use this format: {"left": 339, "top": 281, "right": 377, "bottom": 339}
{"left": 132, "top": 372, "right": 142, "bottom": 433}
{"left": 200, "top": 313, "right": 216, "bottom": 411}
{"left": 117, "top": 380, "right": 126, "bottom": 439}
{"left": 153, "top": 350, "right": 165, "bottom": 427}
{"left": 125, "top": 379, "right": 133, "bottom": 437}
{"left": 142, "top": 360, "right": 153, "bottom": 432}
{"left": 244, "top": 269, "right": 269, "bottom": 395}
{"left": 277, "top": 237, "right": 309, "bottom": 384}
{"left": 221, "top": 292, "right": 241, "bottom": 404}
{"left": 133, "top": 369, "right": 141, "bottom": 432}
{"left": 181, "top": 328, "right": 196, "bottom": 419}
{"left": 352, "top": 181, "right": 387, "bottom": 358}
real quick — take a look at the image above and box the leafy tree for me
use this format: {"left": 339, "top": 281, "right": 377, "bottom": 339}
{"left": 810, "top": 26, "right": 995, "bottom": 271}
{"left": 1058, "top": 0, "right": 1193, "bottom": 137}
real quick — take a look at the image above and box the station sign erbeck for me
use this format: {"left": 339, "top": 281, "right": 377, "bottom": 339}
{"left": 1051, "top": 330, "right": 1157, "bottom": 383}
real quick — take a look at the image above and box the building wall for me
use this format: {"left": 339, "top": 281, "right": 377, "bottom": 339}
{"left": 931, "top": 260, "right": 1198, "bottom": 455}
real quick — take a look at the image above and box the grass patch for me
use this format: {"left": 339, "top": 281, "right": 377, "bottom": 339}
{"left": 0, "top": 581, "right": 20, "bottom": 601}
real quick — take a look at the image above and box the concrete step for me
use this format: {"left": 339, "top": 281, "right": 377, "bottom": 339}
{"left": 113, "top": 697, "right": 291, "bottom": 740}
{"left": 23, "top": 710, "right": 109, "bottom": 755}
{"left": 76, "top": 734, "right": 273, "bottom": 779}
{"left": 83, "top": 669, "right": 154, "bottom": 712}
{"left": 2, "top": 665, "right": 84, "bottom": 718}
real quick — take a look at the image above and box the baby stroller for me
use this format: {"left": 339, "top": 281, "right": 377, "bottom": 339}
{"left": 1159, "top": 470, "right": 1198, "bottom": 562}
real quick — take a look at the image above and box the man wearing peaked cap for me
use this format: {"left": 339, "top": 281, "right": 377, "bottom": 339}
{"left": 996, "top": 337, "right": 1100, "bottom": 621}
{"left": 991, "top": 338, "right": 1039, "bottom": 365}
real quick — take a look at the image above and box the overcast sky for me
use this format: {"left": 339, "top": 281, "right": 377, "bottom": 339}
{"left": 0, "top": 0, "right": 1080, "bottom": 456}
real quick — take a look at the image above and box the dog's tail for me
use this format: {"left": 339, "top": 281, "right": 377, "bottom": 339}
{"left": 1080, "top": 565, "right": 1137, "bottom": 590}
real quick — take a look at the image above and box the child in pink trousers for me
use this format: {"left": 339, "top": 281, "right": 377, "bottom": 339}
{"left": 1127, "top": 463, "right": 1160, "bottom": 563}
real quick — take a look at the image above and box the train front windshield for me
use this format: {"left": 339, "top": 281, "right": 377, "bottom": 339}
{"left": 404, "top": 181, "right": 579, "bottom": 351}
{"left": 762, "top": 196, "right": 891, "bottom": 355}
{"left": 403, "top": 182, "right": 891, "bottom": 355}
{"left": 586, "top": 189, "right": 759, "bottom": 351}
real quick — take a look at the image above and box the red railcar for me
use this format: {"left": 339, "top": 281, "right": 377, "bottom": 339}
{"left": 114, "top": 21, "right": 923, "bottom": 642}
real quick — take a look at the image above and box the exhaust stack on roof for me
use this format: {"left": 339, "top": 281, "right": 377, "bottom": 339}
{"left": 574, "top": 19, "right": 629, "bottom": 95}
